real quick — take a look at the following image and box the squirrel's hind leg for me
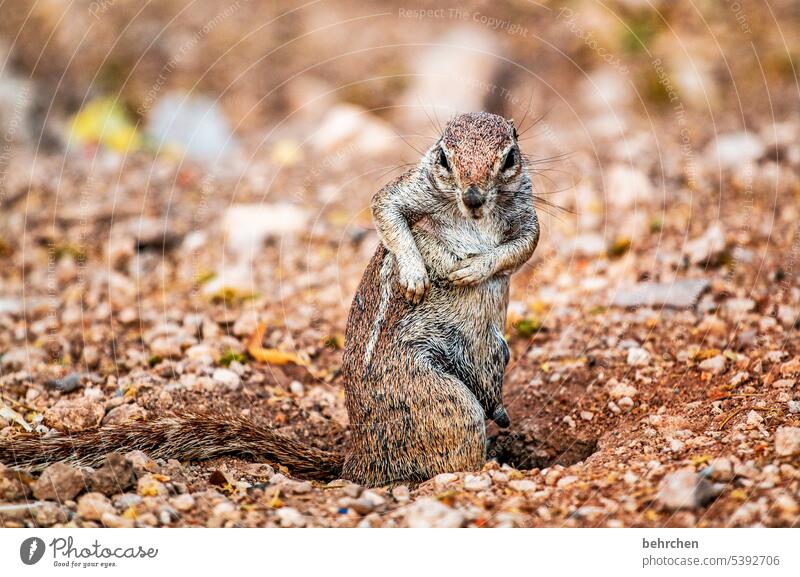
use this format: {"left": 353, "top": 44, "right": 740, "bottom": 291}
{"left": 342, "top": 362, "right": 486, "bottom": 487}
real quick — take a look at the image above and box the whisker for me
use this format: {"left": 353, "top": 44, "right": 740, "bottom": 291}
{"left": 516, "top": 89, "right": 535, "bottom": 134}
{"left": 392, "top": 131, "right": 425, "bottom": 156}
{"left": 375, "top": 162, "right": 416, "bottom": 181}
{"left": 517, "top": 104, "right": 555, "bottom": 138}
{"left": 417, "top": 96, "right": 443, "bottom": 138}
{"left": 532, "top": 194, "right": 575, "bottom": 215}
{"left": 522, "top": 151, "right": 573, "bottom": 165}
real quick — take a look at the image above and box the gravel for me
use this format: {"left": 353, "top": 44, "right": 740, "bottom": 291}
{"left": 43, "top": 397, "right": 105, "bottom": 433}
{"left": 89, "top": 453, "right": 135, "bottom": 496}
{"left": 657, "top": 469, "right": 719, "bottom": 510}
{"left": 32, "top": 463, "right": 87, "bottom": 502}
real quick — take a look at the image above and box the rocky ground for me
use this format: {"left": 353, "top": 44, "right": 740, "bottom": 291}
{"left": 1, "top": 0, "right": 799, "bottom": 527}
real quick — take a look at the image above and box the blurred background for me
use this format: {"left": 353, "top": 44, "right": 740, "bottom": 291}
{"left": 2, "top": 0, "right": 798, "bottom": 318}
{"left": 0, "top": 0, "right": 800, "bottom": 328}
{"left": 1, "top": 0, "right": 800, "bottom": 527}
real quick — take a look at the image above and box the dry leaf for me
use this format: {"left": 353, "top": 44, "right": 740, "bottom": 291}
{"left": 247, "top": 323, "right": 306, "bottom": 366}
{"left": 0, "top": 404, "right": 32, "bottom": 432}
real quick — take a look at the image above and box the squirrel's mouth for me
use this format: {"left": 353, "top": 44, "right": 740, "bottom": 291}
{"left": 458, "top": 201, "right": 485, "bottom": 220}
{"left": 464, "top": 206, "right": 485, "bottom": 220}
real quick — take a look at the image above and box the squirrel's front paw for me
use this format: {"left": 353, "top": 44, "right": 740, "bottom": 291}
{"left": 397, "top": 259, "right": 430, "bottom": 304}
{"left": 449, "top": 254, "right": 497, "bottom": 286}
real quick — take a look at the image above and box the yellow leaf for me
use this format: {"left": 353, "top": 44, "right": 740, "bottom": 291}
{"left": 247, "top": 323, "right": 305, "bottom": 366}
{"left": 693, "top": 348, "right": 721, "bottom": 361}
{"left": 67, "top": 96, "right": 141, "bottom": 152}
{"left": 250, "top": 348, "right": 306, "bottom": 366}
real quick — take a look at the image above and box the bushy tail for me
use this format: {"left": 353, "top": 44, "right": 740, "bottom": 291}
{"left": 0, "top": 411, "right": 343, "bottom": 481}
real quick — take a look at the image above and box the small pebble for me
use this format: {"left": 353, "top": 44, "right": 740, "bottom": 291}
{"left": 775, "top": 427, "right": 800, "bottom": 456}
{"left": 89, "top": 453, "right": 134, "bottom": 496}
{"left": 33, "top": 463, "right": 86, "bottom": 502}
{"left": 391, "top": 485, "right": 410, "bottom": 503}
{"left": 626, "top": 347, "right": 650, "bottom": 366}
{"left": 170, "top": 493, "right": 196, "bottom": 512}
{"left": 276, "top": 507, "right": 306, "bottom": 527}
{"left": 403, "top": 498, "right": 464, "bottom": 528}
{"left": 137, "top": 474, "right": 169, "bottom": 498}
{"left": 43, "top": 398, "right": 104, "bottom": 433}
{"left": 699, "top": 355, "right": 727, "bottom": 375}
{"left": 508, "top": 479, "right": 537, "bottom": 492}
{"left": 433, "top": 473, "right": 458, "bottom": 488}
{"left": 657, "top": 468, "right": 718, "bottom": 510}
{"left": 77, "top": 492, "right": 115, "bottom": 522}
{"left": 463, "top": 474, "right": 491, "bottom": 491}
{"left": 212, "top": 368, "right": 241, "bottom": 391}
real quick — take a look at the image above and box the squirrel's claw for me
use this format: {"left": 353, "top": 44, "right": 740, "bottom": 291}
{"left": 398, "top": 262, "right": 430, "bottom": 304}
{"left": 449, "top": 254, "right": 496, "bottom": 286}
{"left": 491, "top": 406, "right": 511, "bottom": 428}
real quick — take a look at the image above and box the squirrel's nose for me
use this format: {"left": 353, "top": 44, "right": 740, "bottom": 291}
{"left": 462, "top": 186, "right": 485, "bottom": 209}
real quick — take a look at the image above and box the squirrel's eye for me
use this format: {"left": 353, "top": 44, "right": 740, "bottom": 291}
{"left": 438, "top": 148, "right": 450, "bottom": 171}
{"left": 502, "top": 149, "right": 517, "bottom": 171}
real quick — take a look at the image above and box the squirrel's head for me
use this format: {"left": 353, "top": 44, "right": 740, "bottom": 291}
{"left": 426, "top": 112, "right": 524, "bottom": 220}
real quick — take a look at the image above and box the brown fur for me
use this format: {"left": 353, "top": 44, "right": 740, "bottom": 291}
{"left": 1, "top": 411, "right": 342, "bottom": 481}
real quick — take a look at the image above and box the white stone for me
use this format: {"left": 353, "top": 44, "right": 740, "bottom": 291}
{"left": 170, "top": 494, "right": 195, "bottom": 512}
{"left": 463, "top": 474, "right": 491, "bottom": 491}
{"left": 311, "top": 103, "right": 396, "bottom": 156}
{"left": 618, "top": 396, "right": 634, "bottom": 410}
{"left": 223, "top": 203, "right": 309, "bottom": 260}
{"left": 608, "top": 378, "right": 638, "bottom": 399}
{"left": 685, "top": 223, "right": 726, "bottom": 265}
{"left": 508, "top": 479, "right": 537, "bottom": 492}
{"left": 746, "top": 410, "right": 764, "bottom": 427}
{"left": 401, "top": 27, "right": 500, "bottom": 127}
{"left": 276, "top": 507, "right": 306, "bottom": 528}
{"left": 605, "top": 164, "right": 654, "bottom": 209}
{"left": 403, "top": 498, "right": 464, "bottom": 528}
{"left": 433, "top": 473, "right": 458, "bottom": 489}
{"left": 146, "top": 92, "right": 239, "bottom": 162}
{"left": 669, "top": 438, "right": 685, "bottom": 452}
{"left": 775, "top": 427, "right": 800, "bottom": 456}
{"left": 699, "top": 355, "right": 726, "bottom": 375}
{"left": 626, "top": 347, "right": 650, "bottom": 367}
{"left": 657, "top": 468, "right": 716, "bottom": 510}
{"left": 708, "top": 458, "right": 734, "bottom": 482}
{"left": 211, "top": 368, "right": 241, "bottom": 391}
{"left": 556, "top": 475, "right": 578, "bottom": 488}
{"left": 706, "top": 132, "right": 765, "bottom": 169}
{"left": 729, "top": 371, "right": 749, "bottom": 387}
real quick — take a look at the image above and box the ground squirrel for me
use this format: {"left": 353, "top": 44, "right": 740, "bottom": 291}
{"left": 1, "top": 112, "right": 539, "bottom": 487}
